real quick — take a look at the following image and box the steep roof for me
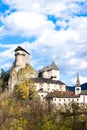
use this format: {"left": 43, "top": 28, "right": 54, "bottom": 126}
{"left": 15, "top": 46, "right": 30, "bottom": 55}
{"left": 50, "top": 61, "right": 59, "bottom": 70}
{"left": 40, "top": 61, "right": 59, "bottom": 72}
{"left": 31, "top": 77, "right": 65, "bottom": 85}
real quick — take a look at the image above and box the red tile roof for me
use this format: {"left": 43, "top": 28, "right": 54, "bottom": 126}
{"left": 46, "top": 91, "right": 79, "bottom": 98}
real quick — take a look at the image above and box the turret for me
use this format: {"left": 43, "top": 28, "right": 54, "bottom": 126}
{"left": 75, "top": 73, "right": 81, "bottom": 95}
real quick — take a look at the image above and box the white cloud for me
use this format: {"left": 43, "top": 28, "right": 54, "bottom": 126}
{"left": 0, "top": 62, "right": 12, "bottom": 70}
{"left": 0, "top": 11, "right": 54, "bottom": 37}
{"left": 0, "top": 0, "right": 87, "bottom": 85}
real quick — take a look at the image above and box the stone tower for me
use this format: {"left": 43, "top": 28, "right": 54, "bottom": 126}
{"left": 8, "top": 46, "right": 30, "bottom": 91}
{"left": 15, "top": 46, "right": 30, "bottom": 69}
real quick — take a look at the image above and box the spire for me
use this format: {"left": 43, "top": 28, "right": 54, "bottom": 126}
{"left": 76, "top": 73, "right": 80, "bottom": 87}
{"left": 50, "top": 61, "right": 59, "bottom": 70}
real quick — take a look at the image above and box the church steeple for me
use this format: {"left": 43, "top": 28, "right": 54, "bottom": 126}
{"left": 76, "top": 73, "right": 80, "bottom": 87}
{"left": 75, "top": 73, "right": 81, "bottom": 95}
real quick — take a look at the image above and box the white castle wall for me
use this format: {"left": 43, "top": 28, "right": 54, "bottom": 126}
{"left": 42, "top": 70, "right": 60, "bottom": 80}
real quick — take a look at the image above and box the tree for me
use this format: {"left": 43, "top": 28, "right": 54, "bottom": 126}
{"left": 59, "top": 102, "right": 87, "bottom": 130}
{"left": 0, "top": 69, "right": 9, "bottom": 92}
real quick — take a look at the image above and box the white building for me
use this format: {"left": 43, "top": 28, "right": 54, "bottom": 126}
{"left": 32, "top": 61, "right": 66, "bottom": 100}
{"left": 45, "top": 74, "right": 87, "bottom": 105}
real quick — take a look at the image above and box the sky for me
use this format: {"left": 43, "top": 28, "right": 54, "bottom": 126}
{"left": 0, "top": 0, "right": 87, "bottom": 86}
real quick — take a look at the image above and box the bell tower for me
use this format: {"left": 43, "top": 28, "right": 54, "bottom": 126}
{"left": 75, "top": 73, "right": 81, "bottom": 95}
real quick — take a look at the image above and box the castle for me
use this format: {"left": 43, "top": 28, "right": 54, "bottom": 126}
{"left": 8, "top": 46, "right": 87, "bottom": 105}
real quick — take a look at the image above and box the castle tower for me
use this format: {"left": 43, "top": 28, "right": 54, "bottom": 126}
{"left": 50, "top": 61, "right": 60, "bottom": 80}
{"left": 8, "top": 46, "right": 30, "bottom": 90}
{"left": 75, "top": 73, "right": 81, "bottom": 95}
{"left": 39, "top": 61, "right": 60, "bottom": 80}
{"left": 15, "top": 46, "right": 30, "bottom": 68}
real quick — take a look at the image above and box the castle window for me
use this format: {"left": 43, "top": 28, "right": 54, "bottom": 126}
{"left": 59, "top": 99, "right": 61, "bottom": 101}
{"left": 77, "top": 99, "right": 79, "bottom": 101}
{"left": 64, "top": 99, "right": 65, "bottom": 101}
{"left": 68, "top": 99, "right": 70, "bottom": 101}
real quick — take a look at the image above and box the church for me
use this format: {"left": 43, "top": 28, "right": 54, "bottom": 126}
{"left": 8, "top": 46, "right": 87, "bottom": 105}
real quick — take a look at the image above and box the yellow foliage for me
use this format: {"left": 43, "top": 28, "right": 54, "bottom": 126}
{"left": 0, "top": 99, "right": 8, "bottom": 107}
{"left": 9, "top": 126, "right": 14, "bottom": 130}
{"left": 9, "top": 106, "right": 14, "bottom": 116}
{"left": 17, "top": 64, "right": 37, "bottom": 81}
{"left": 15, "top": 82, "right": 29, "bottom": 99}
{"left": 15, "top": 78, "right": 37, "bottom": 99}
{"left": 17, "top": 127, "right": 23, "bottom": 130}
{"left": 14, "top": 101, "right": 22, "bottom": 115}
{"left": 10, "top": 117, "right": 28, "bottom": 130}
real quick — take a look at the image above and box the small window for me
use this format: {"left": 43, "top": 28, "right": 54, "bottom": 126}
{"left": 76, "top": 88, "right": 79, "bottom": 90}
{"left": 64, "top": 99, "right": 65, "bottom": 101}
{"left": 59, "top": 99, "right": 61, "bottom": 101}
{"left": 68, "top": 99, "right": 70, "bottom": 101}
{"left": 54, "top": 98, "right": 56, "bottom": 101}
{"left": 77, "top": 99, "right": 79, "bottom": 101}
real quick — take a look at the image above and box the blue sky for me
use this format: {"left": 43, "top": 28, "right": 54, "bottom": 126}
{"left": 0, "top": 0, "right": 87, "bottom": 85}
